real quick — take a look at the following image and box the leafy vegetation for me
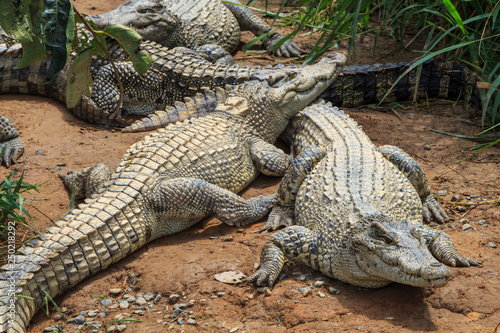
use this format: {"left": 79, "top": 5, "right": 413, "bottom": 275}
{"left": 245, "top": 0, "right": 499, "bottom": 149}
{"left": 0, "top": 0, "right": 152, "bottom": 112}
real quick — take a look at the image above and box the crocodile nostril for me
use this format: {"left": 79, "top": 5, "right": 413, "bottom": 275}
{"left": 430, "top": 262, "right": 442, "bottom": 267}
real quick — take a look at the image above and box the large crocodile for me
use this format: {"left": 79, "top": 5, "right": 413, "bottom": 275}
{"left": 0, "top": 52, "right": 345, "bottom": 332}
{"left": 91, "top": 0, "right": 305, "bottom": 62}
{"left": 247, "top": 100, "right": 479, "bottom": 289}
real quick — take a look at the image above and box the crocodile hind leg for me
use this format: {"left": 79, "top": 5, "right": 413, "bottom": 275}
{"left": 223, "top": 0, "right": 305, "bottom": 57}
{"left": 258, "top": 145, "right": 326, "bottom": 231}
{"left": 144, "top": 177, "right": 277, "bottom": 238}
{"left": 413, "top": 224, "right": 480, "bottom": 267}
{"left": 59, "top": 164, "right": 111, "bottom": 199}
{"left": 249, "top": 136, "right": 293, "bottom": 177}
{"left": 0, "top": 115, "right": 24, "bottom": 167}
{"left": 195, "top": 44, "right": 235, "bottom": 66}
{"left": 378, "top": 145, "right": 448, "bottom": 223}
{"left": 246, "top": 225, "right": 318, "bottom": 286}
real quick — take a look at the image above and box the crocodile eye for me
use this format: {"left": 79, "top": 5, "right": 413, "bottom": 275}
{"left": 383, "top": 236, "right": 394, "bottom": 244}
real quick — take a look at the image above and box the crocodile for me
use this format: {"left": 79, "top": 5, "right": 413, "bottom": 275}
{"left": 0, "top": 116, "right": 23, "bottom": 167}
{"left": 91, "top": 0, "right": 305, "bottom": 62}
{"left": 246, "top": 100, "right": 479, "bottom": 289}
{"left": 0, "top": 52, "right": 345, "bottom": 332}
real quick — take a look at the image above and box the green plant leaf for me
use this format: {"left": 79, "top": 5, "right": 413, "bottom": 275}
{"left": 102, "top": 24, "right": 152, "bottom": 75}
{"left": 442, "top": 0, "right": 466, "bottom": 35}
{"left": 66, "top": 47, "right": 94, "bottom": 108}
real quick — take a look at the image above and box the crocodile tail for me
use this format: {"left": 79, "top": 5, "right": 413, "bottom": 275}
{"left": 69, "top": 96, "right": 133, "bottom": 128}
{"left": 322, "top": 58, "right": 481, "bottom": 108}
{"left": 0, "top": 189, "right": 148, "bottom": 332}
{"left": 122, "top": 86, "right": 228, "bottom": 133}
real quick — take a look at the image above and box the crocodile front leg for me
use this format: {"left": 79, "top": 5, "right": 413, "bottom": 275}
{"left": 145, "top": 177, "right": 277, "bottom": 237}
{"left": 261, "top": 145, "right": 326, "bottom": 231}
{"left": 414, "top": 224, "right": 480, "bottom": 267}
{"left": 224, "top": 0, "right": 305, "bottom": 57}
{"left": 246, "top": 225, "right": 318, "bottom": 286}
{"left": 378, "top": 145, "right": 448, "bottom": 223}
{"left": 248, "top": 136, "right": 291, "bottom": 177}
{"left": 59, "top": 164, "right": 111, "bottom": 199}
{"left": 0, "top": 116, "right": 24, "bottom": 167}
{"left": 194, "top": 44, "right": 235, "bottom": 66}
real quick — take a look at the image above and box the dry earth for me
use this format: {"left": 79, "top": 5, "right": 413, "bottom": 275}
{"left": 0, "top": 0, "right": 499, "bottom": 332}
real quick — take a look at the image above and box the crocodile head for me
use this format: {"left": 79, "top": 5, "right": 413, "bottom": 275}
{"left": 91, "top": 0, "right": 177, "bottom": 44}
{"left": 351, "top": 219, "right": 451, "bottom": 288}
{"left": 227, "top": 52, "right": 346, "bottom": 142}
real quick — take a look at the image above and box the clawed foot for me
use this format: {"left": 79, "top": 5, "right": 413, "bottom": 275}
{"left": 266, "top": 34, "right": 306, "bottom": 57}
{"left": 0, "top": 138, "right": 24, "bottom": 167}
{"left": 253, "top": 204, "right": 294, "bottom": 233}
{"left": 430, "top": 231, "right": 481, "bottom": 267}
{"left": 422, "top": 195, "right": 448, "bottom": 224}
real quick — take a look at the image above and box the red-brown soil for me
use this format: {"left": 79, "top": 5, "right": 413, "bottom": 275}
{"left": 1, "top": 1, "right": 499, "bottom": 332}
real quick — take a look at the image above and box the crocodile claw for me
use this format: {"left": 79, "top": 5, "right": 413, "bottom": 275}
{"left": 0, "top": 138, "right": 24, "bottom": 167}
{"left": 245, "top": 265, "right": 278, "bottom": 287}
{"left": 430, "top": 230, "right": 481, "bottom": 267}
{"left": 422, "top": 195, "right": 448, "bottom": 224}
{"left": 253, "top": 204, "right": 294, "bottom": 233}
{"left": 266, "top": 34, "right": 306, "bottom": 58}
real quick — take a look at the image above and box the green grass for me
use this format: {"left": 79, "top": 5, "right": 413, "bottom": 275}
{"left": 244, "top": 0, "right": 499, "bottom": 148}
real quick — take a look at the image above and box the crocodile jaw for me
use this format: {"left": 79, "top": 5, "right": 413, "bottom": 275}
{"left": 270, "top": 52, "right": 346, "bottom": 118}
{"left": 351, "top": 220, "right": 451, "bottom": 288}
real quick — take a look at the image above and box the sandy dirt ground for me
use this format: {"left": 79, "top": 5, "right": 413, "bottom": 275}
{"left": 0, "top": 0, "right": 499, "bottom": 332}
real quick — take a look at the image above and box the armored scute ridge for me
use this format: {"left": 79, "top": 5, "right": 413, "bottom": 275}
{"left": 0, "top": 52, "right": 345, "bottom": 332}
{"left": 248, "top": 100, "right": 479, "bottom": 289}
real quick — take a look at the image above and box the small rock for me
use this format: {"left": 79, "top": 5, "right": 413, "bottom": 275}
{"left": 256, "top": 287, "right": 267, "bottom": 293}
{"left": 462, "top": 224, "right": 471, "bottom": 231}
{"left": 222, "top": 235, "right": 233, "bottom": 242}
{"left": 456, "top": 206, "right": 466, "bottom": 212}
{"left": 488, "top": 242, "right": 497, "bottom": 248}
{"left": 199, "top": 299, "right": 207, "bottom": 303}
{"left": 119, "top": 301, "right": 130, "bottom": 309}
{"left": 451, "top": 194, "right": 461, "bottom": 202}
{"left": 318, "top": 292, "right": 326, "bottom": 298}
{"left": 437, "top": 190, "right": 447, "bottom": 196}
{"left": 187, "top": 318, "right": 197, "bottom": 325}
{"left": 53, "top": 313, "right": 64, "bottom": 321}
{"left": 229, "top": 328, "right": 239, "bottom": 333}
{"left": 313, "top": 280, "right": 324, "bottom": 288}
{"left": 217, "top": 291, "right": 226, "bottom": 297}
{"left": 101, "top": 299, "right": 113, "bottom": 307}
{"left": 87, "top": 310, "right": 98, "bottom": 317}
{"left": 136, "top": 297, "right": 147, "bottom": 306}
{"left": 134, "top": 310, "right": 145, "bottom": 316}
{"left": 144, "top": 292, "right": 156, "bottom": 302}
{"left": 169, "top": 294, "right": 180, "bottom": 303}
{"left": 177, "top": 318, "right": 184, "bottom": 325}
{"left": 385, "top": 317, "right": 394, "bottom": 320}
{"left": 209, "top": 236, "right": 219, "bottom": 239}
{"left": 253, "top": 263, "right": 259, "bottom": 270}
{"left": 423, "top": 145, "right": 431, "bottom": 151}
{"left": 299, "top": 286, "right": 312, "bottom": 296}
{"left": 476, "top": 220, "right": 486, "bottom": 225}
{"left": 328, "top": 287, "right": 340, "bottom": 295}
{"left": 470, "top": 195, "right": 478, "bottom": 198}
{"left": 116, "top": 324, "right": 127, "bottom": 332}
{"left": 153, "top": 293, "right": 162, "bottom": 304}
{"left": 67, "top": 315, "right": 85, "bottom": 325}
{"left": 109, "top": 288, "right": 122, "bottom": 296}
{"left": 214, "top": 271, "right": 246, "bottom": 284}
{"left": 109, "top": 304, "right": 119, "bottom": 310}
{"left": 173, "top": 303, "right": 188, "bottom": 310}
{"left": 264, "top": 288, "right": 272, "bottom": 296}
{"left": 459, "top": 218, "right": 469, "bottom": 224}
{"left": 43, "top": 326, "right": 59, "bottom": 333}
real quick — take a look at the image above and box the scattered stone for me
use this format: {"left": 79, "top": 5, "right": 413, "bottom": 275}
{"left": 87, "top": 310, "right": 98, "bottom": 318}
{"left": 109, "top": 304, "right": 119, "bottom": 310}
{"left": 477, "top": 220, "right": 486, "bottom": 225}
{"left": 119, "top": 301, "right": 130, "bottom": 309}
{"left": 313, "top": 280, "right": 324, "bottom": 288}
{"left": 44, "top": 326, "right": 59, "bottom": 333}
{"left": 154, "top": 293, "right": 162, "bottom": 304}
{"left": 264, "top": 288, "right": 272, "bottom": 296}
{"left": 136, "top": 297, "right": 148, "bottom": 306}
{"left": 423, "top": 145, "right": 431, "bottom": 150}
{"left": 67, "top": 315, "right": 85, "bottom": 325}
{"left": 278, "top": 272, "right": 286, "bottom": 281}
{"left": 134, "top": 310, "right": 145, "bottom": 316}
{"left": 109, "top": 288, "right": 122, "bottom": 296}
{"left": 217, "top": 291, "right": 226, "bottom": 297}
{"left": 299, "top": 286, "right": 312, "bottom": 296}
{"left": 101, "top": 299, "right": 113, "bottom": 307}
{"left": 437, "top": 190, "right": 447, "bottom": 196}
{"left": 229, "top": 328, "right": 239, "bottom": 333}
{"left": 470, "top": 195, "right": 479, "bottom": 198}
{"left": 209, "top": 236, "right": 219, "bottom": 240}
{"left": 169, "top": 294, "right": 180, "bottom": 304}
{"left": 328, "top": 287, "right": 340, "bottom": 295}
{"left": 188, "top": 299, "right": 196, "bottom": 306}
{"left": 199, "top": 299, "right": 207, "bottom": 303}
{"left": 451, "top": 195, "right": 461, "bottom": 202}
{"left": 173, "top": 303, "right": 188, "bottom": 310}
{"left": 53, "top": 313, "right": 64, "bottom": 321}
{"left": 222, "top": 235, "right": 234, "bottom": 242}
{"left": 144, "top": 292, "right": 156, "bottom": 302}
{"left": 214, "top": 271, "right": 246, "bottom": 284}
{"left": 385, "top": 317, "right": 394, "bottom": 320}
{"left": 177, "top": 318, "right": 184, "bottom": 325}
{"left": 115, "top": 324, "right": 127, "bottom": 332}
{"left": 256, "top": 287, "right": 267, "bottom": 293}
{"left": 187, "top": 318, "right": 197, "bottom": 325}
{"left": 462, "top": 224, "right": 471, "bottom": 231}
{"left": 253, "top": 263, "right": 259, "bottom": 270}
{"left": 488, "top": 242, "right": 497, "bottom": 248}
{"left": 459, "top": 218, "right": 469, "bottom": 224}
{"left": 456, "top": 206, "right": 466, "bottom": 212}
{"left": 318, "top": 292, "right": 326, "bottom": 298}
{"left": 79, "top": 310, "right": 89, "bottom": 316}
{"left": 296, "top": 273, "right": 310, "bottom": 281}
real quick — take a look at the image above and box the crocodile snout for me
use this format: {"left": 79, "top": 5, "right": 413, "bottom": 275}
{"left": 420, "top": 261, "right": 451, "bottom": 286}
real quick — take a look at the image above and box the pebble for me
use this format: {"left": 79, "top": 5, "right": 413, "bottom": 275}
{"left": 144, "top": 292, "right": 156, "bottom": 301}
{"left": 477, "top": 220, "right": 486, "bottom": 225}
{"left": 87, "top": 310, "right": 98, "bottom": 317}
{"left": 223, "top": 235, "right": 234, "bottom": 242}
{"left": 169, "top": 294, "right": 180, "bottom": 303}
{"left": 134, "top": 310, "right": 145, "bottom": 316}
{"left": 116, "top": 324, "right": 127, "bottom": 332}
{"left": 119, "top": 301, "right": 130, "bottom": 309}
{"left": 451, "top": 194, "right": 461, "bottom": 201}
{"left": 173, "top": 303, "right": 189, "bottom": 310}
{"left": 136, "top": 297, "right": 148, "bottom": 305}
{"left": 385, "top": 317, "right": 394, "bottom": 320}
{"left": 44, "top": 327, "right": 59, "bottom": 333}
{"left": 101, "top": 299, "right": 113, "bottom": 307}
{"left": 187, "top": 318, "right": 197, "bottom": 325}
{"left": 313, "top": 280, "right": 324, "bottom": 288}
{"left": 229, "top": 328, "right": 239, "bottom": 333}
{"left": 462, "top": 224, "right": 471, "bottom": 231}
{"left": 109, "top": 288, "right": 122, "bottom": 296}
{"left": 109, "top": 304, "right": 119, "bottom": 310}
{"left": 328, "top": 287, "right": 340, "bottom": 295}
{"left": 154, "top": 293, "right": 162, "bottom": 304}
{"left": 264, "top": 288, "right": 272, "bottom": 296}
{"left": 107, "top": 324, "right": 127, "bottom": 332}
{"left": 67, "top": 315, "right": 85, "bottom": 325}
{"left": 456, "top": 206, "right": 466, "bottom": 212}
{"left": 459, "top": 218, "right": 469, "bottom": 224}
{"left": 437, "top": 190, "right": 447, "bottom": 196}
{"left": 488, "top": 242, "right": 497, "bottom": 248}
{"left": 318, "top": 292, "right": 326, "bottom": 298}
{"left": 217, "top": 292, "right": 226, "bottom": 297}
{"left": 177, "top": 318, "right": 184, "bottom": 325}
{"left": 299, "top": 286, "right": 312, "bottom": 296}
